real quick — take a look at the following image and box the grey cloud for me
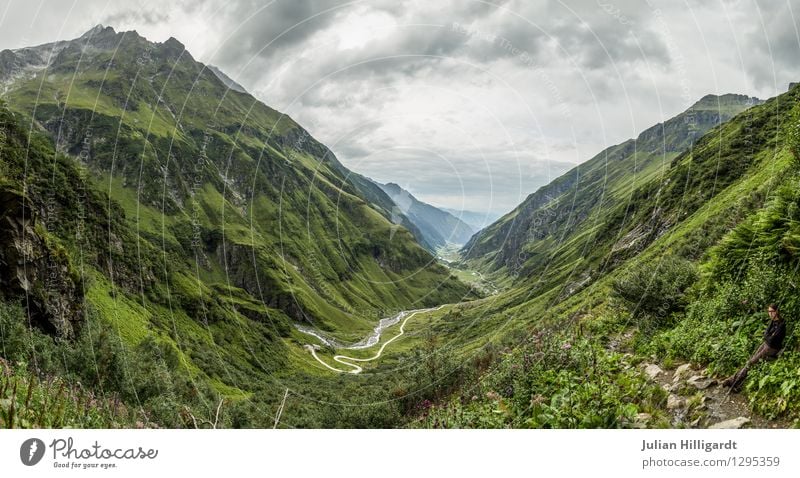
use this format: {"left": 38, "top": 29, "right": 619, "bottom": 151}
{"left": 99, "top": 9, "right": 170, "bottom": 27}
{"left": 517, "top": 0, "right": 670, "bottom": 70}
{"left": 2, "top": 0, "right": 787, "bottom": 218}
{"left": 209, "top": 0, "right": 396, "bottom": 71}
{"left": 742, "top": 1, "right": 800, "bottom": 89}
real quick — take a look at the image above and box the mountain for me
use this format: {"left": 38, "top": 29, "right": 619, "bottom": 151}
{"left": 3, "top": 24, "right": 798, "bottom": 431}
{"left": 416, "top": 86, "right": 800, "bottom": 428}
{"left": 441, "top": 207, "right": 501, "bottom": 232}
{"left": 461, "top": 93, "right": 763, "bottom": 286}
{"left": 207, "top": 65, "right": 248, "bottom": 94}
{"left": 377, "top": 182, "right": 475, "bottom": 248}
{"left": 0, "top": 26, "right": 470, "bottom": 427}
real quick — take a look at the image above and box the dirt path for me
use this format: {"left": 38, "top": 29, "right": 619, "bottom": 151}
{"left": 646, "top": 362, "right": 790, "bottom": 428}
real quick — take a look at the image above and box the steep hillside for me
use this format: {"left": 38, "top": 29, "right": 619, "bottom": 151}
{"left": 0, "top": 25, "right": 468, "bottom": 337}
{"left": 378, "top": 182, "right": 475, "bottom": 248}
{"left": 0, "top": 26, "right": 470, "bottom": 427}
{"left": 462, "top": 94, "right": 762, "bottom": 289}
{"left": 415, "top": 86, "right": 800, "bottom": 428}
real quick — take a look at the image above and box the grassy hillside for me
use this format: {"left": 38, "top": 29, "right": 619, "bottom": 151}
{"left": 462, "top": 94, "right": 762, "bottom": 290}
{"left": 0, "top": 26, "right": 471, "bottom": 428}
{"left": 3, "top": 24, "right": 799, "bottom": 430}
{"left": 412, "top": 86, "right": 800, "bottom": 428}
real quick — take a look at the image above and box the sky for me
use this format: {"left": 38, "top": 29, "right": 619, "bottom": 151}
{"left": 1, "top": 0, "right": 798, "bottom": 215}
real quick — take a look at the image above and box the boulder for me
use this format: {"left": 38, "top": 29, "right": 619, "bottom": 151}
{"left": 644, "top": 364, "right": 663, "bottom": 380}
{"left": 667, "top": 394, "right": 685, "bottom": 410}
{"left": 633, "top": 413, "right": 652, "bottom": 429}
{"left": 709, "top": 417, "right": 750, "bottom": 429}
{"left": 688, "top": 375, "right": 716, "bottom": 390}
{"left": 673, "top": 363, "right": 693, "bottom": 382}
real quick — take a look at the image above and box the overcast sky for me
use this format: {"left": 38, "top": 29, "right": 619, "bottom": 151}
{"left": 1, "top": 0, "right": 798, "bottom": 215}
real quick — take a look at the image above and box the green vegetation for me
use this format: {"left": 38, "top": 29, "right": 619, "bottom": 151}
{"left": 412, "top": 88, "right": 800, "bottom": 428}
{"left": 2, "top": 25, "right": 800, "bottom": 429}
{"left": 418, "top": 334, "right": 668, "bottom": 428}
{"left": 0, "top": 27, "right": 472, "bottom": 429}
{"left": 612, "top": 256, "right": 697, "bottom": 333}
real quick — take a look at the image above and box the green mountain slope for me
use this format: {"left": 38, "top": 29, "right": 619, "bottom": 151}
{"left": 0, "top": 26, "right": 470, "bottom": 427}
{"left": 0, "top": 25, "right": 468, "bottom": 335}
{"left": 415, "top": 86, "right": 800, "bottom": 428}
{"left": 462, "top": 94, "right": 762, "bottom": 289}
{"left": 378, "top": 182, "right": 475, "bottom": 248}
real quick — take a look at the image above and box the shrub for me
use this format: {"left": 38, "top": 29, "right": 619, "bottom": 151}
{"left": 612, "top": 256, "right": 698, "bottom": 332}
{"left": 419, "top": 333, "right": 667, "bottom": 428}
{"left": 647, "top": 259, "right": 796, "bottom": 375}
{"left": 746, "top": 352, "right": 800, "bottom": 419}
{"left": 787, "top": 108, "right": 800, "bottom": 167}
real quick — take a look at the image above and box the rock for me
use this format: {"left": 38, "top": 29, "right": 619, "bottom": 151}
{"left": 633, "top": 413, "right": 652, "bottom": 429}
{"left": 644, "top": 364, "right": 663, "bottom": 380}
{"left": 688, "top": 375, "right": 716, "bottom": 390}
{"left": 709, "top": 417, "right": 750, "bottom": 429}
{"left": 673, "top": 363, "right": 693, "bottom": 382}
{"left": 0, "top": 187, "right": 83, "bottom": 337}
{"left": 667, "top": 394, "right": 685, "bottom": 410}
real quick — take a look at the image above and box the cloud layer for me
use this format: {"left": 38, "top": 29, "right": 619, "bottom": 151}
{"left": 1, "top": 0, "right": 798, "bottom": 214}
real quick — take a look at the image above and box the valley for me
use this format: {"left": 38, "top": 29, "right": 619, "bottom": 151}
{"left": 1, "top": 24, "right": 800, "bottom": 431}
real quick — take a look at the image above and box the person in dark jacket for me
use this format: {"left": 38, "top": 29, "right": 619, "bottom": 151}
{"left": 723, "top": 304, "right": 787, "bottom": 392}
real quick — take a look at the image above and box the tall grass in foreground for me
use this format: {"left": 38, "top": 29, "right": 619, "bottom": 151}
{"left": 0, "top": 359, "right": 138, "bottom": 428}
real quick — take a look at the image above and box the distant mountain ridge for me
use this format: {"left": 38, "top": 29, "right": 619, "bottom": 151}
{"left": 462, "top": 93, "right": 763, "bottom": 282}
{"left": 377, "top": 182, "right": 475, "bottom": 247}
{"left": 441, "top": 207, "right": 501, "bottom": 232}
{"left": 207, "top": 65, "right": 248, "bottom": 94}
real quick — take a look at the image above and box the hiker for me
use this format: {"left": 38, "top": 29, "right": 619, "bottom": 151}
{"left": 723, "top": 304, "right": 786, "bottom": 392}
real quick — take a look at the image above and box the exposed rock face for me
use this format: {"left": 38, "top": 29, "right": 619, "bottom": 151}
{"left": 0, "top": 187, "right": 82, "bottom": 337}
{"left": 214, "top": 241, "right": 307, "bottom": 322}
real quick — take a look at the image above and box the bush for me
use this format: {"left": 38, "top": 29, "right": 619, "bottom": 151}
{"left": 0, "top": 299, "right": 219, "bottom": 428}
{"left": 612, "top": 256, "right": 698, "bottom": 332}
{"left": 787, "top": 108, "right": 800, "bottom": 167}
{"left": 647, "top": 259, "right": 797, "bottom": 375}
{"left": 419, "top": 333, "right": 667, "bottom": 428}
{"left": 747, "top": 352, "right": 800, "bottom": 419}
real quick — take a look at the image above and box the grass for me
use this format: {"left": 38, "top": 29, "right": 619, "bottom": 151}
{"left": 0, "top": 359, "right": 139, "bottom": 428}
